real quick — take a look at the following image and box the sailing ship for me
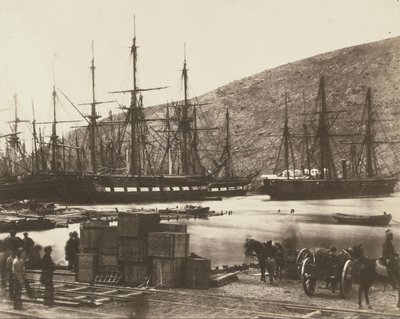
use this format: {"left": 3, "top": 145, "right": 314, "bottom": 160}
{"left": 262, "top": 76, "right": 398, "bottom": 200}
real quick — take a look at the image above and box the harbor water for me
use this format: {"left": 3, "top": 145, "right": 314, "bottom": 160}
{"left": 1, "top": 193, "right": 400, "bottom": 267}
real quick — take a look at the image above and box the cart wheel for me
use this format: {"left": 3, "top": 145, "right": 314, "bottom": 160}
{"left": 296, "top": 248, "right": 311, "bottom": 279}
{"left": 302, "top": 257, "right": 316, "bottom": 296}
{"left": 340, "top": 259, "right": 354, "bottom": 298}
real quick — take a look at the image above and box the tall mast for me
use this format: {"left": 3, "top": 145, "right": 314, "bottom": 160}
{"left": 165, "top": 103, "right": 172, "bottom": 175}
{"left": 31, "top": 100, "right": 39, "bottom": 174}
{"left": 181, "top": 44, "right": 190, "bottom": 175}
{"left": 225, "top": 108, "right": 231, "bottom": 177}
{"left": 89, "top": 41, "right": 98, "bottom": 174}
{"left": 316, "top": 76, "right": 335, "bottom": 179}
{"left": 364, "top": 88, "right": 374, "bottom": 177}
{"left": 109, "top": 16, "right": 167, "bottom": 175}
{"left": 283, "top": 93, "right": 290, "bottom": 179}
{"left": 50, "top": 84, "right": 58, "bottom": 172}
{"left": 302, "top": 91, "right": 311, "bottom": 176}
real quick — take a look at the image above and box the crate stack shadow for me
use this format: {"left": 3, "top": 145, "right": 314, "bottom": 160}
{"left": 77, "top": 211, "right": 211, "bottom": 289}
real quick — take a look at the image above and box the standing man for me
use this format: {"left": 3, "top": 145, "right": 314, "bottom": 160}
{"left": 22, "top": 233, "right": 35, "bottom": 261}
{"left": 382, "top": 228, "right": 398, "bottom": 287}
{"left": 12, "top": 248, "right": 25, "bottom": 310}
{"left": 40, "top": 246, "right": 55, "bottom": 306}
{"left": 65, "top": 232, "right": 74, "bottom": 270}
{"left": 5, "top": 230, "right": 23, "bottom": 253}
{"left": 71, "top": 231, "right": 80, "bottom": 270}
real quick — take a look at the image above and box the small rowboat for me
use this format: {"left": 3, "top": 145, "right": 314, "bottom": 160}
{"left": 332, "top": 213, "right": 391, "bottom": 226}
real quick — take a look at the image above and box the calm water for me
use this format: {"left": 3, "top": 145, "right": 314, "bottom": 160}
{"left": 2, "top": 193, "right": 400, "bottom": 267}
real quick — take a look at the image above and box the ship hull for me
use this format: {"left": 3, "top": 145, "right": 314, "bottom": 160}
{"left": 0, "top": 176, "right": 59, "bottom": 202}
{"left": 207, "top": 178, "right": 250, "bottom": 197}
{"left": 262, "top": 177, "right": 398, "bottom": 200}
{"left": 57, "top": 174, "right": 209, "bottom": 204}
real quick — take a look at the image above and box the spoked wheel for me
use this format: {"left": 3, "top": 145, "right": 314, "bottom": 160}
{"left": 296, "top": 248, "right": 311, "bottom": 279}
{"left": 302, "top": 257, "right": 316, "bottom": 296}
{"left": 340, "top": 259, "right": 354, "bottom": 298}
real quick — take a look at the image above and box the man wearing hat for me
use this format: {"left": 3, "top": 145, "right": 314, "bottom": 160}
{"left": 383, "top": 228, "right": 398, "bottom": 286}
{"left": 40, "top": 246, "right": 55, "bottom": 306}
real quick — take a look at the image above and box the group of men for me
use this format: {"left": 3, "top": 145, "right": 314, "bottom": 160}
{"left": 0, "top": 230, "right": 55, "bottom": 310}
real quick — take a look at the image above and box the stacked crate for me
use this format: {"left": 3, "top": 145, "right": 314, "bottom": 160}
{"left": 117, "top": 212, "right": 160, "bottom": 286}
{"left": 184, "top": 257, "right": 211, "bottom": 289}
{"left": 77, "top": 220, "right": 109, "bottom": 282}
{"left": 99, "top": 226, "right": 118, "bottom": 271}
{"left": 148, "top": 231, "right": 189, "bottom": 288}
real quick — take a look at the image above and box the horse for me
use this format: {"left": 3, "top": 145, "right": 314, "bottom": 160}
{"left": 351, "top": 244, "right": 400, "bottom": 309}
{"left": 244, "top": 238, "right": 285, "bottom": 283}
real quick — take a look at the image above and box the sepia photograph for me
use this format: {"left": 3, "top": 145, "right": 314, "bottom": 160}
{"left": 1, "top": 0, "right": 400, "bottom": 318}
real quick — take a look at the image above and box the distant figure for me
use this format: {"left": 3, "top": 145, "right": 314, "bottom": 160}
{"left": 4, "top": 230, "right": 23, "bottom": 253}
{"left": 290, "top": 209, "right": 295, "bottom": 214}
{"left": 12, "top": 248, "right": 25, "bottom": 310}
{"left": 65, "top": 232, "right": 75, "bottom": 270}
{"left": 40, "top": 246, "right": 55, "bottom": 306}
{"left": 22, "top": 233, "right": 35, "bottom": 261}
{"left": 277, "top": 209, "right": 281, "bottom": 213}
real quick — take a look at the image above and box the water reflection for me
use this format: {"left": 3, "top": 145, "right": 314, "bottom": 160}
{"left": 1, "top": 194, "right": 399, "bottom": 267}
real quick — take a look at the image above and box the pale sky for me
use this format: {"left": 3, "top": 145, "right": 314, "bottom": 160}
{"left": 0, "top": 0, "right": 400, "bottom": 144}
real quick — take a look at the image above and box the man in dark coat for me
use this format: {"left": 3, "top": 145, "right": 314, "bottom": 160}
{"left": 65, "top": 232, "right": 74, "bottom": 270}
{"left": 40, "top": 246, "right": 55, "bottom": 306}
{"left": 22, "top": 232, "right": 35, "bottom": 261}
{"left": 4, "top": 230, "right": 23, "bottom": 253}
{"left": 382, "top": 228, "right": 398, "bottom": 286}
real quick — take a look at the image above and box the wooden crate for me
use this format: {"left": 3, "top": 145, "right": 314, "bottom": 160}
{"left": 76, "top": 253, "right": 98, "bottom": 283}
{"left": 151, "top": 258, "right": 186, "bottom": 288}
{"left": 118, "top": 212, "right": 160, "bottom": 237}
{"left": 80, "top": 222, "right": 108, "bottom": 253}
{"left": 121, "top": 261, "right": 150, "bottom": 286}
{"left": 148, "top": 232, "right": 189, "bottom": 258}
{"left": 118, "top": 237, "right": 147, "bottom": 262}
{"left": 101, "top": 226, "right": 118, "bottom": 255}
{"left": 184, "top": 258, "right": 211, "bottom": 289}
{"left": 158, "top": 223, "right": 187, "bottom": 233}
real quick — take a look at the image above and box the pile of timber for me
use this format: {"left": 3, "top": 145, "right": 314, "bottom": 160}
{"left": 77, "top": 212, "right": 211, "bottom": 289}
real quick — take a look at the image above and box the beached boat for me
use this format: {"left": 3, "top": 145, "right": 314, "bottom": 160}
{"left": 159, "top": 205, "right": 210, "bottom": 217}
{"left": 332, "top": 213, "right": 391, "bottom": 226}
{"left": 0, "top": 217, "right": 56, "bottom": 233}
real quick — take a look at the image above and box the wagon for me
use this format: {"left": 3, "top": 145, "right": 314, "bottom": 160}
{"left": 296, "top": 248, "right": 354, "bottom": 298}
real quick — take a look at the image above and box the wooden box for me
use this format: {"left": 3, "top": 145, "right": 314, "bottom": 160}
{"left": 122, "top": 261, "right": 150, "bottom": 286}
{"left": 80, "top": 222, "right": 108, "bottom": 253}
{"left": 184, "top": 258, "right": 211, "bottom": 289}
{"left": 76, "top": 253, "right": 98, "bottom": 283}
{"left": 151, "top": 258, "right": 186, "bottom": 288}
{"left": 118, "top": 212, "right": 160, "bottom": 237}
{"left": 148, "top": 232, "right": 189, "bottom": 258}
{"left": 100, "top": 226, "right": 118, "bottom": 255}
{"left": 158, "top": 223, "right": 187, "bottom": 233}
{"left": 118, "top": 237, "right": 148, "bottom": 262}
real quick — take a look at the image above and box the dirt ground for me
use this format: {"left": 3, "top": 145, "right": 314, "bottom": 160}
{"left": 1, "top": 271, "right": 400, "bottom": 318}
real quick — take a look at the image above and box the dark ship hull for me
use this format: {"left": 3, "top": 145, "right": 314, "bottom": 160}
{"left": 57, "top": 174, "right": 209, "bottom": 204}
{"left": 207, "top": 177, "right": 250, "bottom": 197}
{"left": 263, "top": 177, "right": 398, "bottom": 200}
{"left": 0, "top": 175, "right": 60, "bottom": 202}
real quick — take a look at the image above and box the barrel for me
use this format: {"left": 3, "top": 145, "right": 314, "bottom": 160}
{"left": 184, "top": 257, "right": 211, "bottom": 289}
